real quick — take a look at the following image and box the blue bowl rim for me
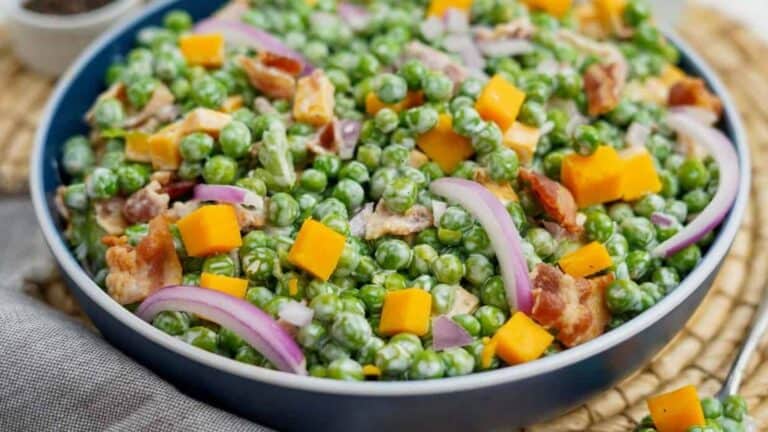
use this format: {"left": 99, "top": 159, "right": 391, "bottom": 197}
{"left": 30, "top": 0, "right": 751, "bottom": 398}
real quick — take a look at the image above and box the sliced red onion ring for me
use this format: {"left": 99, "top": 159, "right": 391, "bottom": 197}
{"left": 650, "top": 212, "right": 676, "bottom": 228}
{"left": 625, "top": 121, "right": 652, "bottom": 148}
{"left": 194, "top": 184, "right": 264, "bottom": 209}
{"left": 278, "top": 301, "right": 314, "bottom": 327}
{"left": 194, "top": 18, "right": 312, "bottom": 74}
{"left": 136, "top": 286, "right": 306, "bottom": 375}
{"left": 338, "top": 119, "right": 362, "bottom": 160}
{"left": 349, "top": 202, "right": 374, "bottom": 237}
{"left": 669, "top": 105, "right": 718, "bottom": 126}
{"left": 430, "top": 178, "right": 533, "bottom": 313}
{"left": 338, "top": 2, "right": 370, "bottom": 31}
{"left": 443, "top": 34, "right": 486, "bottom": 71}
{"left": 431, "top": 200, "right": 447, "bottom": 227}
{"left": 432, "top": 315, "right": 473, "bottom": 351}
{"left": 653, "top": 112, "right": 740, "bottom": 258}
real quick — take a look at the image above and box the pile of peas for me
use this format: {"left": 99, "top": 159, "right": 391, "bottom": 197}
{"left": 636, "top": 395, "right": 751, "bottom": 432}
{"left": 58, "top": 0, "right": 721, "bottom": 381}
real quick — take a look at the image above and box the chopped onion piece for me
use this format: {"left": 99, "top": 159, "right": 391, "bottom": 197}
{"left": 432, "top": 315, "right": 473, "bottom": 351}
{"left": 669, "top": 105, "right": 718, "bottom": 126}
{"left": 653, "top": 112, "right": 740, "bottom": 257}
{"left": 430, "top": 178, "right": 533, "bottom": 313}
{"left": 625, "top": 122, "right": 652, "bottom": 148}
{"left": 136, "top": 286, "right": 306, "bottom": 375}
{"left": 420, "top": 16, "right": 445, "bottom": 41}
{"left": 193, "top": 184, "right": 263, "bottom": 209}
{"left": 443, "top": 8, "right": 469, "bottom": 34}
{"left": 278, "top": 301, "right": 314, "bottom": 327}
{"left": 431, "top": 200, "right": 447, "bottom": 227}
{"left": 650, "top": 212, "right": 676, "bottom": 228}
{"left": 338, "top": 119, "right": 362, "bottom": 160}
{"left": 350, "top": 202, "right": 374, "bottom": 237}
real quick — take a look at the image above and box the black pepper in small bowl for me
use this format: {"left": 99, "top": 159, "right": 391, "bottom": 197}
{"left": 23, "top": 0, "right": 115, "bottom": 15}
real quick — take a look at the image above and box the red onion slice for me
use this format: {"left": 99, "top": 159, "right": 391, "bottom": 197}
{"left": 194, "top": 184, "right": 264, "bottom": 209}
{"left": 625, "top": 121, "right": 652, "bottom": 148}
{"left": 650, "top": 212, "right": 676, "bottom": 228}
{"left": 338, "top": 2, "right": 370, "bottom": 32}
{"left": 431, "top": 200, "right": 447, "bottom": 227}
{"left": 338, "top": 119, "right": 362, "bottom": 160}
{"left": 653, "top": 112, "right": 740, "bottom": 258}
{"left": 136, "top": 286, "right": 306, "bottom": 375}
{"left": 669, "top": 105, "right": 718, "bottom": 126}
{"left": 430, "top": 178, "right": 533, "bottom": 313}
{"left": 278, "top": 301, "right": 314, "bottom": 327}
{"left": 432, "top": 315, "right": 473, "bottom": 351}
{"left": 194, "top": 18, "right": 312, "bottom": 74}
{"left": 349, "top": 202, "right": 374, "bottom": 237}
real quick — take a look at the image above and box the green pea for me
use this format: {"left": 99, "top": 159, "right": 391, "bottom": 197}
{"left": 86, "top": 167, "right": 118, "bottom": 199}
{"left": 242, "top": 247, "right": 277, "bottom": 282}
{"left": 327, "top": 358, "right": 364, "bottom": 381}
{"left": 310, "top": 294, "right": 341, "bottom": 323}
{"left": 319, "top": 341, "right": 351, "bottom": 363}
{"left": 382, "top": 176, "right": 418, "bottom": 213}
{"left": 181, "top": 272, "right": 199, "bottom": 286}
{"left": 526, "top": 228, "right": 557, "bottom": 259}
{"left": 608, "top": 202, "right": 635, "bottom": 223}
{"left": 331, "top": 179, "right": 364, "bottom": 212}
{"left": 440, "top": 348, "right": 475, "bottom": 377}
{"left": 355, "top": 255, "right": 378, "bottom": 284}
{"left": 176, "top": 161, "right": 202, "bottom": 181}
{"left": 518, "top": 100, "right": 547, "bottom": 127}
{"left": 683, "top": 189, "right": 710, "bottom": 213}
{"left": 372, "top": 108, "right": 399, "bottom": 134}
{"left": 606, "top": 279, "right": 642, "bottom": 314}
{"left": 474, "top": 305, "right": 507, "bottom": 337}
{"left": 180, "top": 326, "right": 218, "bottom": 353}
{"left": 480, "top": 276, "right": 509, "bottom": 311}
{"left": 450, "top": 314, "right": 481, "bottom": 338}
{"left": 403, "top": 106, "right": 439, "bottom": 134}
{"left": 126, "top": 76, "right": 156, "bottom": 109}
{"left": 408, "top": 349, "right": 446, "bottom": 380}
{"left": 116, "top": 163, "right": 150, "bottom": 195}
{"left": 375, "top": 343, "right": 412, "bottom": 376}
{"left": 164, "top": 9, "right": 192, "bottom": 32}
{"left": 471, "top": 121, "right": 503, "bottom": 155}
{"left": 338, "top": 161, "right": 370, "bottom": 185}
{"left": 202, "top": 155, "right": 237, "bottom": 185}
{"left": 678, "top": 158, "right": 711, "bottom": 191}
{"left": 241, "top": 230, "right": 273, "bottom": 254}
{"left": 245, "top": 286, "right": 274, "bottom": 309}
{"left": 723, "top": 395, "right": 747, "bottom": 421}
{"left": 93, "top": 98, "right": 125, "bottom": 130}
{"left": 64, "top": 183, "right": 89, "bottom": 211}
{"left": 313, "top": 197, "right": 348, "bottom": 220}
{"left": 626, "top": 250, "right": 652, "bottom": 281}
{"left": 355, "top": 336, "right": 385, "bottom": 365}
{"left": 652, "top": 266, "right": 679, "bottom": 292}
{"left": 621, "top": 217, "right": 657, "bottom": 250}
{"left": 234, "top": 346, "right": 265, "bottom": 365}
{"left": 431, "top": 283, "right": 457, "bottom": 315}
{"left": 573, "top": 124, "right": 600, "bottom": 156}
{"left": 217, "top": 327, "right": 245, "bottom": 356}
{"left": 452, "top": 105, "right": 483, "bottom": 136}
{"left": 452, "top": 160, "right": 479, "bottom": 179}
{"left": 330, "top": 312, "right": 373, "bottom": 351}
{"left": 432, "top": 254, "right": 465, "bottom": 285}
{"left": 357, "top": 144, "right": 382, "bottom": 171}
{"left": 313, "top": 154, "right": 342, "bottom": 178}
{"left": 375, "top": 73, "right": 408, "bottom": 104}
{"left": 667, "top": 244, "right": 701, "bottom": 275}
{"left": 375, "top": 239, "right": 413, "bottom": 271}
{"left": 487, "top": 148, "right": 520, "bottom": 182}
{"left": 410, "top": 244, "right": 438, "bottom": 277}
{"left": 423, "top": 71, "right": 453, "bottom": 102}
{"left": 62, "top": 136, "right": 95, "bottom": 176}
{"left": 218, "top": 121, "right": 252, "bottom": 159}
{"left": 203, "top": 253, "right": 237, "bottom": 277}
{"left": 380, "top": 144, "right": 410, "bottom": 168}
{"left": 399, "top": 59, "right": 426, "bottom": 90}
{"left": 191, "top": 75, "right": 226, "bottom": 109}
{"left": 268, "top": 193, "right": 300, "bottom": 227}
{"left": 584, "top": 211, "right": 615, "bottom": 243}
{"left": 633, "top": 194, "right": 666, "bottom": 218}
{"left": 153, "top": 311, "right": 190, "bottom": 336}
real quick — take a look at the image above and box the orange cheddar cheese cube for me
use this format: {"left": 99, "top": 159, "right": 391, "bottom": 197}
{"left": 200, "top": 272, "right": 248, "bottom": 298}
{"left": 427, "top": 0, "right": 473, "bottom": 18}
{"left": 494, "top": 312, "right": 554, "bottom": 365}
{"left": 365, "top": 91, "right": 424, "bottom": 116}
{"left": 558, "top": 241, "right": 613, "bottom": 278}
{"left": 287, "top": 219, "right": 346, "bottom": 281}
{"left": 362, "top": 365, "right": 382, "bottom": 377}
{"left": 647, "top": 385, "right": 706, "bottom": 432}
{"left": 481, "top": 337, "right": 498, "bottom": 369}
{"left": 125, "top": 131, "right": 151, "bottom": 163}
{"left": 221, "top": 95, "right": 244, "bottom": 113}
{"left": 379, "top": 288, "right": 432, "bottom": 336}
{"left": 561, "top": 145, "right": 624, "bottom": 208}
{"left": 476, "top": 74, "right": 526, "bottom": 131}
{"left": 503, "top": 122, "right": 541, "bottom": 164}
{"left": 660, "top": 65, "right": 686, "bottom": 87}
{"left": 179, "top": 33, "right": 225, "bottom": 68}
{"left": 176, "top": 204, "right": 242, "bottom": 257}
{"left": 148, "top": 122, "right": 184, "bottom": 170}
{"left": 593, "top": 0, "right": 626, "bottom": 27}
{"left": 183, "top": 108, "right": 232, "bottom": 137}
{"left": 416, "top": 114, "right": 475, "bottom": 173}
{"left": 523, "top": 0, "right": 573, "bottom": 17}
{"left": 620, "top": 147, "right": 662, "bottom": 201}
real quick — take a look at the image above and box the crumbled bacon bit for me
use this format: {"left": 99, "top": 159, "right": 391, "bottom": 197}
{"left": 293, "top": 69, "right": 335, "bottom": 126}
{"left": 105, "top": 214, "right": 182, "bottom": 305}
{"left": 122, "top": 181, "right": 170, "bottom": 224}
{"left": 258, "top": 51, "right": 303, "bottom": 76}
{"left": 530, "top": 264, "right": 613, "bottom": 347}
{"left": 161, "top": 181, "right": 196, "bottom": 201}
{"left": 124, "top": 84, "right": 177, "bottom": 129}
{"left": 668, "top": 77, "right": 723, "bottom": 118}
{"left": 519, "top": 169, "right": 581, "bottom": 233}
{"left": 240, "top": 55, "right": 297, "bottom": 100}
{"left": 306, "top": 121, "right": 339, "bottom": 155}
{"left": 474, "top": 18, "right": 534, "bottom": 42}
{"left": 95, "top": 197, "right": 128, "bottom": 235}
{"left": 584, "top": 62, "right": 626, "bottom": 116}
{"left": 365, "top": 201, "right": 433, "bottom": 240}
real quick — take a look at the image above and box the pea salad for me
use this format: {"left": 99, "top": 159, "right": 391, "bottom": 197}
{"left": 56, "top": 0, "right": 740, "bottom": 382}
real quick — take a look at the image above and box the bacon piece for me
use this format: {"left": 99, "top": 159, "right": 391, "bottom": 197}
{"left": 124, "top": 84, "right": 178, "bottom": 128}
{"left": 258, "top": 51, "right": 303, "bottom": 76}
{"left": 183, "top": 108, "right": 232, "bottom": 136}
{"left": 403, "top": 41, "right": 468, "bottom": 86}
{"left": 105, "top": 214, "right": 182, "bottom": 305}
{"left": 306, "top": 121, "right": 339, "bottom": 155}
{"left": 668, "top": 77, "right": 723, "bottom": 118}
{"left": 530, "top": 263, "right": 613, "bottom": 347}
{"left": 474, "top": 18, "right": 534, "bottom": 42}
{"left": 122, "top": 181, "right": 170, "bottom": 224}
{"left": 365, "top": 201, "right": 433, "bottom": 240}
{"left": 519, "top": 169, "right": 581, "bottom": 233}
{"left": 95, "top": 197, "right": 128, "bottom": 235}
{"left": 584, "top": 62, "right": 625, "bottom": 116}
{"left": 293, "top": 69, "right": 335, "bottom": 126}
{"left": 240, "top": 55, "right": 297, "bottom": 100}
{"left": 161, "top": 180, "right": 196, "bottom": 201}
{"left": 234, "top": 201, "right": 267, "bottom": 231}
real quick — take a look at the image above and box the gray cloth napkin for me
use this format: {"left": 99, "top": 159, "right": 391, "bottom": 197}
{"left": 0, "top": 198, "right": 268, "bottom": 432}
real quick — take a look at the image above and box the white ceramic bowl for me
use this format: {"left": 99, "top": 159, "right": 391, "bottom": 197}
{"left": 3, "top": 0, "right": 142, "bottom": 76}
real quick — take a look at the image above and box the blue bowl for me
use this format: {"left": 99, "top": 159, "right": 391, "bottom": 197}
{"left": 30, "top": 1, "right": 751, "bottom": 430}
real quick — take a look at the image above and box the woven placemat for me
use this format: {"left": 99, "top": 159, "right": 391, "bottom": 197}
{"left": 2, "top": 6, "right": 767, "bottom": 431}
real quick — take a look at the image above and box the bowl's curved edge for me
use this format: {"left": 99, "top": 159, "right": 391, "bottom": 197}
{"left": 29, "top": 1, "right": 751, "bottom": 400}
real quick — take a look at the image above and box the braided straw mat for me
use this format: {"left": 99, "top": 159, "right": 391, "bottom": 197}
{"left": 2, "top": 6, "right": 767, "bottom": 431}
